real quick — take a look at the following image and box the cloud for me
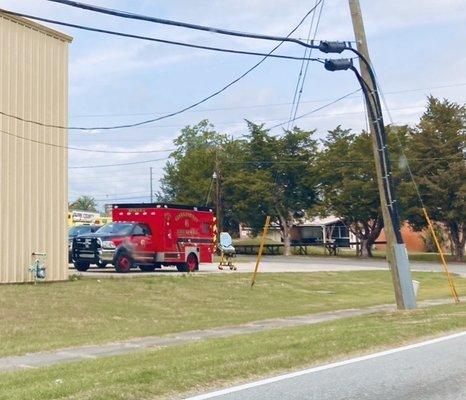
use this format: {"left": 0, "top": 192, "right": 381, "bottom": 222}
{"left": 4, "top": 0, "right": 464, "bottom": 204}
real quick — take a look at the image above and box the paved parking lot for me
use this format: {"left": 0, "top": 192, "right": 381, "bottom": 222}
{"left": 71, "top": 255, "right": 466, "bottom": 278}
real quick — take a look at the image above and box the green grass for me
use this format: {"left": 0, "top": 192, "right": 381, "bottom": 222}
{"left": 1, "top": 302, "right": 466, "bottom": 400}
{"left": 1, "top": 271, "right": 465, "bottom": 358}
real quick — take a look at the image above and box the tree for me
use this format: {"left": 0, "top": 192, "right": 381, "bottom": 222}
{"left": 224, "top": 122, "right": 318, "bottom": 255}
{"left": 69, "top": 196, "right": 98, "bottom": 212}
{"left": 158, "top": 120, "right": 241, "bottom": 233}
{"left": 401, "top": 97, "right": 466, "bottom": 261}
{"left": 316, "top": 126, "right": 383, "bottom": 257}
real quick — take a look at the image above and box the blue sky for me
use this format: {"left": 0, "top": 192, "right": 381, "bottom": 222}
{"left": 3, "top": 0, "right": 466, "bottom": 209}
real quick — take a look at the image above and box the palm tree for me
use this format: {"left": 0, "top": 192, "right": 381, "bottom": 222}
{"left": 69, "top": 196, "right": 97, "bottom": 212}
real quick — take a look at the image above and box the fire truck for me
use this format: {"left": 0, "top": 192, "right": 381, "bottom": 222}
{"left": 72, "top": 203, "right": 215, "bottom": 273}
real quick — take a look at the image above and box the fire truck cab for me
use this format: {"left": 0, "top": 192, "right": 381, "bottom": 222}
{"left": 72, "top": 203, "right": 215, "bottom": 273}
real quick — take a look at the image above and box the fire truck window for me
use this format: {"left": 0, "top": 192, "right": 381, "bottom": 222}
{"left": 133, "top": 225, "right": 144, "bottom": 235}
{"left": 133, "top": 225, "right": 151, "bottom": 236}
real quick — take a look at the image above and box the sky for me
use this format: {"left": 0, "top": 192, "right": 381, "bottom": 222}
{"left": 2, "top": 0, "right": 466, "bottom": 210}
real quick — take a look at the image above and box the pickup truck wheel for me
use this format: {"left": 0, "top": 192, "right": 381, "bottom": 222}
{"left": 139, "top": 264, "right": 156, "bottom": 272}
{"left": 115, "top": 252, "right": 133, "bottom": 273}
{"left": 74, "top": 260, "right": 90, "bottom": 272}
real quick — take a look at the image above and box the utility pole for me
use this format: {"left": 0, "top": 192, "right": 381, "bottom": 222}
{"left": 214, "top": 148, "right": 222, "bottom": 234}
{"left": 150, "top": 167, "right": 153, "bottom": 203}
{"left": 348, "top": 0, "right": 416, "bottom": 309}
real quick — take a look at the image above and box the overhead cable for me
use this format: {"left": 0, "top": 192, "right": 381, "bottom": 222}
{"left": 269, "top": 88, "right": 362, "bottom": 130}
{"left": 1, "top": 4, "right": 322, "bottom": 131}
{"left": 290, "top": 0, "right": 326, "bottom": 125}
{"left": 69, "top": 157, "right": 170, "bottom": 169}
{"left": 46, "top": 0, "right": 324, "bottom": 48}
{"left": 1, "top": 10, "right": 325, "bottom": 63}
{"left": 0, "top": 128, "right": 175, "bottom": 154}
{"left": 68, "top": 82, "right": 466, "bottom": 118}
{"left": 287, "top": 0, "right": 320, "bottom": 130}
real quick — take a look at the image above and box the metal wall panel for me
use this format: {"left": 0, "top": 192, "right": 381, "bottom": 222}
{"left": 0, "top": 13, "right": 71, "bottom": 283}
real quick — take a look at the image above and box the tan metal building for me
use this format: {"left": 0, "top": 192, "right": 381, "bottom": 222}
{"left": 0, "top": 11, "right": 72, "bottom": 283}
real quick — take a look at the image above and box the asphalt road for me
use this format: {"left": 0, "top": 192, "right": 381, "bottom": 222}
{"left": 73, "top": 255, "right": 466, "bottom": 277}
{"left": 187, "top": 331, "right": 466, "bottom": 400}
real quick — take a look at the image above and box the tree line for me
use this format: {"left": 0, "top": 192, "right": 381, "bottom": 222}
{"left": 158, "top": 97, "right": 465, "bottom": 260}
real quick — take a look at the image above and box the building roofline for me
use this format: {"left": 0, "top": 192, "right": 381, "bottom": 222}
{"left": 0, "top": 10, "right": 73, "bottom": 43}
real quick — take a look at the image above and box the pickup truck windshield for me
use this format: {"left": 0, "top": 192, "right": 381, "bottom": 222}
{"left": 69, "top": 225, "right": 94, "bottom": 237}
{"left": 96, "top": 223, "right": 133, "bottom": 236}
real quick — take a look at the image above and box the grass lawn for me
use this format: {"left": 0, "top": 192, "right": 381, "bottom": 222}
{"left": 1, "top": 271, "right": 465, "bottom": 358}
{"left": 1, "top": 302, "right": 465, "bottom": 400}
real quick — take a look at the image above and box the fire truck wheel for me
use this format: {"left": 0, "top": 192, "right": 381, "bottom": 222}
{"left": 114, "top": 251, "right": 133, "bottom": 273}
{"left": 74, "top": 260, "right": 90, "bottom": 272}
{"left": 139, "top": 264, "right": 156, "bottom": 272}
{"left": 185, "top": 253, "right": 199, "bottom": 272}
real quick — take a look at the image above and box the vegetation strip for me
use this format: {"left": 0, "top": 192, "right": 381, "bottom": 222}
{"left": 2, "top": 272, "right": 465, "bottom": 358}
{"left": 0, "top": 297, "right": 458, "bottom": 373}
{"left": 1, "top": 303, "right": 466, "bottom": 400}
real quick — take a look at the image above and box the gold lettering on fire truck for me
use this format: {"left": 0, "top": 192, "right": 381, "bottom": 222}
{"left": 126, "top": 208, "right": 146, "bottom": 214}
{"left": 177, "top": 228, "right": 200, "bottom": 236}
{"left": 175, "top": 212, "right": 199, "bottom": 222}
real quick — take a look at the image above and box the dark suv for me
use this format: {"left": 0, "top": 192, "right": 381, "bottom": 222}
{"left": 68, "top": 225, "right": 101, "bottom": 263}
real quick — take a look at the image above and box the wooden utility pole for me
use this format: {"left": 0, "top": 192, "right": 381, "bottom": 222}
{"left": 348, "top": 0, "right": 416, "bottom": 309}
{"left": 214, "top": 148, "right": 222, "bottom": 234}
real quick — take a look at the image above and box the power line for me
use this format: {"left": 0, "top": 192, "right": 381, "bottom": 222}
{"left": 289, "top": 0, "right": 325, "bottom": 128}
{"left": 2, "top": 4, "right": 322, "bottom": 132}
{"left": 1, "top": 10, "right": 325, "bottom": 63}
{"left": 287, "top": 0, "right": 319, "bottom": 130}
{"left": 67, "top": 102, "right": 462, "bottom": 139}
{"left": 1, "top": 88, "right": 369, "bottom": 155}
{"left": 72, "top": 103, "right": 428, "bottom": 132}
{"left": 46, "top": 0, "right": 325, "bottom": 49}
{"left": 223, "top": 156, "right": 462, "bottom": 165}
{"left": 68, "top": 152, "right": 461, "bottom": 172}
{"left": 69, "top": 189, "right": 149, "bottom": 197}
{"left": 94, "top": 195, "right": 152, "bottom": 202}
{"left": 67, "top": 82, "right": 466, "bottom": 118}
{"left": 0, "top": 128, "right": 175, "bottom": 154}
{"left": 69, "top": 175, "right": 157, "bottom": 183}
{"left": 269, "top": 88, "right": 362, "bottom": 131}
{"left": 69, "top": 157, "right": 170, "bottom": 169}
{"left": 369, "top": 67, "right": 427, "bottom": 208}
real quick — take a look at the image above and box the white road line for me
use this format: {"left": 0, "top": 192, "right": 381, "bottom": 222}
{"left": 185, "top": 330, "right": 466, "bottom": 399}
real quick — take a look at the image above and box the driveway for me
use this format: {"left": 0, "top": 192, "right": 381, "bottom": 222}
{"left": 71, "top": 255, "right": 466, "bottom": 277}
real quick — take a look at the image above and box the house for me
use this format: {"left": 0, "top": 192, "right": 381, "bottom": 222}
{"left": 239, "top": 222, "right": 282, "bottom": 242}
{"left": 291, "top": 216, "right": 354, "bottom": 246}
{"left": 239, "top": 214, "right": 431, "bottom": 253}
{"left": 238, "top": 216, "right": 355, "bottom": 245}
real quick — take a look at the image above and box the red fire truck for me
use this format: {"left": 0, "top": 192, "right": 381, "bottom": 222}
{"left": 72, "top": 203, "right": 215, "bottom": 273}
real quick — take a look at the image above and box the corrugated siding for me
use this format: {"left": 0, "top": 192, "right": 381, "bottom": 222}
{"left": 0, "top": 14, "right": 70, "bottom": 283}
